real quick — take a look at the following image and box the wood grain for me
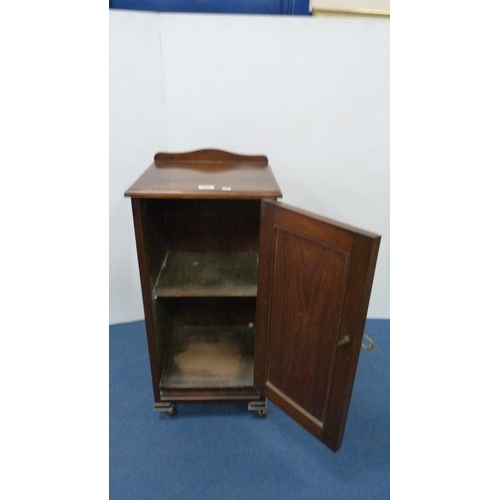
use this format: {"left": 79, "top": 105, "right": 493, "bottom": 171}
{"left": 255, "top": 200, "right": 381, "bottom": 451}
{"left": 125, "top": 149, "right": 281, "bottom": 199}
{"left": 154, "top": 149, "right": 268, "bottom": 165}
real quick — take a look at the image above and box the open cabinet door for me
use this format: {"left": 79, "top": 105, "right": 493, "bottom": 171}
{"left": 254, "top": 200, "right": 381, "bottom": 452}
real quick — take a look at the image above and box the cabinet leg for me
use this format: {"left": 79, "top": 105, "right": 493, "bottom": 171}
{"left": 248, "top": 399, "right": 268, "bottom": 418}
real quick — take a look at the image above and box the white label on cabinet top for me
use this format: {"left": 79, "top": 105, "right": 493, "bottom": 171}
{"left": 222, "top": 186, "right": 232, "bottom": 191}
{"left": 198, "top": 185, "right": 215, "bottom": 190}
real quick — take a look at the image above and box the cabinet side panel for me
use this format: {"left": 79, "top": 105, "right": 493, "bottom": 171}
{"left": 138, "top": 199, "right": 169, "bottom": 286}
{"left": 131, "top": 199, "right": 168, "bottom": 402}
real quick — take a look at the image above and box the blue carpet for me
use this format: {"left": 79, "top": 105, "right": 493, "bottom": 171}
{"left": 110, "top": 319, "right": 389, "bottom": 499}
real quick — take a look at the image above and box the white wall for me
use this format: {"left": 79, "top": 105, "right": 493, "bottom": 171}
{"left": 109, "top": 10, "right": 169, "bottom": 323}
{"left": 109, "top": 10, "right": 389, "bottom": 323}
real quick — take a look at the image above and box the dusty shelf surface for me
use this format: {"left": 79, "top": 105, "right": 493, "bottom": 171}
{"left": 153, "top": 251, "right": 258, "bottom": 298}
{"left": 160, "top": 325, "right": 255, "bottom": 389}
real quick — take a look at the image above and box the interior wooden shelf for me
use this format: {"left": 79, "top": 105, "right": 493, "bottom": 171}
{"left": 160, "top": 325, "right": 254, "bottom": 390}
{"left": 153, "top": 251, "right": 258, "bottom": 298}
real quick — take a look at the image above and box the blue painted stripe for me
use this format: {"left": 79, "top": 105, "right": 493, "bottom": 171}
{"left": 109, "top": 0, "right": 311, "bottom": 15}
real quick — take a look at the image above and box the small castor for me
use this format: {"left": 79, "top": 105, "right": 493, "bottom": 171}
{"left": 165, "top": 403, "right": 177, "bottom": 417}
{"left": 248, "top": 399, "right": 268, "bottom": 418}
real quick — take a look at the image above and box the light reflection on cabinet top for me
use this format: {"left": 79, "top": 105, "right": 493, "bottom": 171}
{"left": 125, "top": 149, "right": 283, "bottom": 199}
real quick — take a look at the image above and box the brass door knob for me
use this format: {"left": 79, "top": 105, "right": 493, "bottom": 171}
{"left": 337, "top": 335, "right": 350, "bottom": 346}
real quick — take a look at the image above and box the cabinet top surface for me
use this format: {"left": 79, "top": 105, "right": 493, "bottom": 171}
{"left": 124, "top": 150, "right": 282, "bottom": 199}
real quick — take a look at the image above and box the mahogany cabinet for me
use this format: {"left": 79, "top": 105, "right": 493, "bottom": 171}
{"left": 125, "top": 149, "right": 380, "bottom": 452}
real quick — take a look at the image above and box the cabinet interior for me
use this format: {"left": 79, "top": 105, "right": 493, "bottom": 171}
{"left": 140, "top": 198, "right": 261, "bottom": 398}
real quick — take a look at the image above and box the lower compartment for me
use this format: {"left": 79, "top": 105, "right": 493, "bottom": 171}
{"left": 160, "top": 324, "right": 255, "bottom": 390}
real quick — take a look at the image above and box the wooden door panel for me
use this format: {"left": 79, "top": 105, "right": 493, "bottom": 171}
{"left": 255, "top": 200, "right": 380, "bottom": 451}
{"left": 267, "top": 228, "right": 349, "bottom": 423}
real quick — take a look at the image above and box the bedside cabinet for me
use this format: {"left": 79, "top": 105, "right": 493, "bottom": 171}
{"left": 125, "top": 149, "right": 380, "bottom": 452}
